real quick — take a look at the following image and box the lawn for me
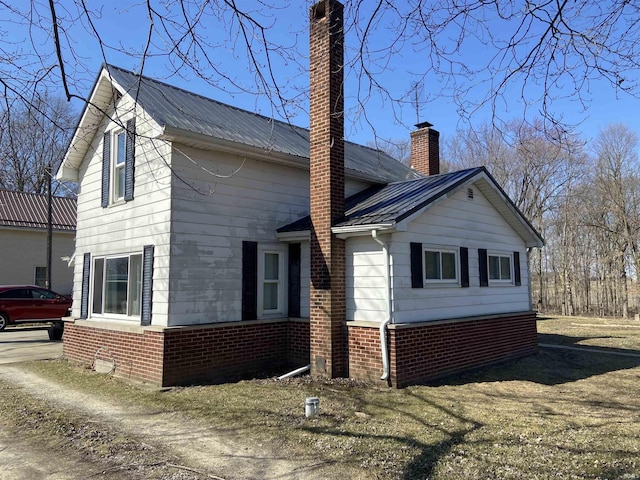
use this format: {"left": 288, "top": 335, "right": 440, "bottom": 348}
{"left": 7, "top": 315, "right": 640, "bottom": 479}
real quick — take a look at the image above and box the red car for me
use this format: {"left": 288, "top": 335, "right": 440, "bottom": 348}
{"left": 0, "top": 285, "right": 72, "bottom": 331}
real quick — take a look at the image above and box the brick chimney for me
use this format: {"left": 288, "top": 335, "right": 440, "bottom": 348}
{"left": 410, "top": 121, "right": 440, "bottom": 176}
{"left": 309, "top": 0, "right": 346, "bottom": 378}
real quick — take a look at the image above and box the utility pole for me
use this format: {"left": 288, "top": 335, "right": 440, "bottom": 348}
{"left": 46, "top": 163, "right": 52, "bottom": 289}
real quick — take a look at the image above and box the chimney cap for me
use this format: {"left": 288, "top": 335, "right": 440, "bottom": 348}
{"left": 415, "top": 121, "right": 433, "bottom": 130}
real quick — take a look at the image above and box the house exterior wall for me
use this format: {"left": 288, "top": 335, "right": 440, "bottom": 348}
{"left": 391, "top": 183, "right": 531, "bottom": 323}
{"left": 0, "top": 227, "right": 74, "bottom": 293}
{"left": 345, "top": 235, "right": 388, "bottom": 322}
{"left": 71, "top": 95, "right": 173, "bottom": 325}
{"left": 166, "top": 144, "right": 311, "bottom": 325}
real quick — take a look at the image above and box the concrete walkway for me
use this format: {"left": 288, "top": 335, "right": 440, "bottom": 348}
{"left": 539, "top": 343, "right": 640, "bottom": 358}
{"left": 0, "top": 326, "right": 63, "bottom": 364}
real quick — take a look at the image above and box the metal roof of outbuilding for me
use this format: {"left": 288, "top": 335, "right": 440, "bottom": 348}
{"left": 0, "top": 190, "right": 76, "bottom": 231}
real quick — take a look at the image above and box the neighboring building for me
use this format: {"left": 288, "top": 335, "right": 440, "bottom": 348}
{"left": 0, "top": 189, "right": 76, "bottom": 294}
{"left": 57, "top": 0, "right": 543, "bottom": 387}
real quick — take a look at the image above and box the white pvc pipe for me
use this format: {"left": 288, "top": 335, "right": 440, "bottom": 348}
{"left": 277, "top": 364, "right": 311, "bottom": 380}
{"left": 371, "top": 230, "right": 392, "bottom": 381}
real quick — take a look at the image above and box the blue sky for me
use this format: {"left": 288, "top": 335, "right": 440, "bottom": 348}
{"left": 4, "top": 1, "right": 639, "bottom": 150}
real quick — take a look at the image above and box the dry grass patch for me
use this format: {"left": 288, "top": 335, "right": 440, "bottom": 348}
{"left": 11, "top": 316, "right": 640, "bottom": 479}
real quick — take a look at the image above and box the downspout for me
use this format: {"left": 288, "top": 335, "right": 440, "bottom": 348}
{"left": 371, "top": 230, "right": 392, "bottom": 381}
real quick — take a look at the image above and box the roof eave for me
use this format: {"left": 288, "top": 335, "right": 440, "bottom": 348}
{"left": 332, "top": 223, "right": 396, "bottom": 239}
{"left": 56, "top": 67, "right": 123, "bottom": 180}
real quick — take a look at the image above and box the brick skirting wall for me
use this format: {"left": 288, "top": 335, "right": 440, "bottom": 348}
{"left": 347, "top": 311, "right": 538, "bottom": 388}
{"left": 63, "top": 312, "right": 536, "bottom": 387}
{"left": 63, "top": 319, "right": 308, "bottom": 387}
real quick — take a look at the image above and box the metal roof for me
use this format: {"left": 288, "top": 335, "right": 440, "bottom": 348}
{"left": 277, "top": 167, "right": 544, "bottom": 248}
{"left": 278, "top": 168, "right": 481, "bottom": 232}
{"left": 104, "top": 65, "right": 420, "bottom": 184}
{"left": 0, "top": 190, "right": 76, "bottom": 231}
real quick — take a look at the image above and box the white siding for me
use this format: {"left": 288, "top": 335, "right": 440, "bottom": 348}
{"left": 391, "top": 183, "right": 531, "bottom": 323}
{"left": 72, "top": 94, "right": 173, "bottom": 325}
{"left": 167, "top": 144, "right": 312, "bottom": 325}
{"left": 0, "top": 228, "right": 74, "bottom": 294}
{"left": 346, "top": 235, "right": 388, "bottom": 322}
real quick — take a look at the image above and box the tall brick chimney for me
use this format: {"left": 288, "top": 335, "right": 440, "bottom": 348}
{"left": 410, "top": 121, "right": 440, "bottom": 176}
{"left": 309, "top": 0, "right": 346, "bottom": 378}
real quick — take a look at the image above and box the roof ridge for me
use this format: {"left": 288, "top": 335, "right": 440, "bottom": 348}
{"left": 103, "top": 64, "right": 405, "bottom": 158}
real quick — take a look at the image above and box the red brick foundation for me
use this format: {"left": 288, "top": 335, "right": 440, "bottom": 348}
{"left": 63, "top": 312, "right": 537, "bottom": 387}
{"left": 348, "top": 312, "right": 538, "bottom": 387}
{"left": 63, "top": 319, "right": 308, "bottom": 386}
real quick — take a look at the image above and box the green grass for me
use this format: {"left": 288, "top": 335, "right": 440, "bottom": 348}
{"left": 5, "top": 315, "right": 640, "bottom": 479}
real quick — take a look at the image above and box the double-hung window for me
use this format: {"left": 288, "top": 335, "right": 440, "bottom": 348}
{"left": 257, "top": 246, "right": 286, "bottom": 316}
{"left": 92, "top": 253, "right": 143, "bottom": 317}
{"left": 424, "top": 248, "right": 458, "bottom": 283}
{"left": 488, "top": 253, "right": 512, "bottom": 282}
{"left": 113, "top": 130, "right": 127, "bottom": 202}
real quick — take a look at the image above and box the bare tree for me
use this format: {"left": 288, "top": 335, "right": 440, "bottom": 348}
{"left": 0, "top": 93, "right": 76, "bottom": 195}
{"left": 0, "top": 1, "right": 639, "bottom": 137}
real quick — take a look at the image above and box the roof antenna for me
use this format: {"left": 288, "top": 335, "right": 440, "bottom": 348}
{"left": 414, "top": 82, "right": 420, "bottom": 125}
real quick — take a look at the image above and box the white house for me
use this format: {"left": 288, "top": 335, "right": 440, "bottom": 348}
{"left": 0, "top": 189, "right": 76, "bottom": 294}
{"left": 57, "top": 0, "right": 543, "bottom": 387}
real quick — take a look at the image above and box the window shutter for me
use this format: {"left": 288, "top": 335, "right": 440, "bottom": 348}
{"left": 242, "top": 241, "right": 258, "bottom": 320}
{"left": 460, "top": 247, "right": 469, "bottom": 288}
{"left": 410, "top": 242, "right": 423, "bottom": 288}
{"left": 514, "top": 251, "right": 521, "bottom": 286}
{"left": 288, "top": 243, "right": 301, "bottom": 318}
{"left": 124, "top": 118, "right": 136, "bottom": 202}
{"left": 141, "top": 245, "right": 154, "bottom": 326}
{"left": 80, "top": 253, "right": 91, "bottom": 319}
{"left": 478, "top": 248, "right": 488, "bottom": 287}
{"left": 101, "top": 131, "right": 111, "bottom": 208}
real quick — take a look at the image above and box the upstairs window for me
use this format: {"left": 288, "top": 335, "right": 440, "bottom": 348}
{"left": 114, "top": 130, "right": 127, "bottom": 201}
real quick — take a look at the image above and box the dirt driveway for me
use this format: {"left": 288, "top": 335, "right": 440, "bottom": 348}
{"left": 0, "top": 364, "right": 340, "bottom": 480}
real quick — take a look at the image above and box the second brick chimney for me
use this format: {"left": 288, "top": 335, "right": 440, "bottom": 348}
{"left": 410, "top": 121, "right": 440, "bottom": 176}
{"left": 309, "top": 0, "right": 346, "bottom": 378}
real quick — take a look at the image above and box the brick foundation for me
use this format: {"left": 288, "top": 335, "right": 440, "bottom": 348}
{"left": 63, "top": 319, "right": 309, "bottom": 387}
{"left": 63, "top": 312, "right": 537, "bottom": 387}
{"left": 348, "top": 312, "right": 538, "bottom": 387}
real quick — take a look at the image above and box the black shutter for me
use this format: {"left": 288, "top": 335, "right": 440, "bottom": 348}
{"left": 124, "top": 118, "right": 136, "bottom": 202}
{"left": 479, "top": 248, "right": 488, "bottom": 287}
{"left": 460, "top": 247, "right": 469, "bottom": 288}
{"left": 514, "top": 251, "right": 521, "bottom": 286}
{"left": 101, "top": 131, "right": 111, "bottom": 208}
{"left": 80, "top": 253, "right": 91, "bottom": 319}
{"left": 410, "top": 242, "right": 423, "bottom": 288}
{"left": 141, "top": 245, "right": 154, "bottom": 326}
{"left": 288, "top": 243, "right": 301, "bottom": 318}
{"left": 242, "top": 241, "right": 258, "bottom": 320}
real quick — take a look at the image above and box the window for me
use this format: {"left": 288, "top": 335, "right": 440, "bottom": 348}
{"left": 34, "top": 266, "right": 47, "bottom": 287}
{"left": 424, "top": 248, "right": 458, "bottom": 283}
{"left": 257, "top": 246, "right": 286, "bottom": 316}
{"left": 113, "top": 130, "right": 126, "bottom": 201}
{"left": 92, "top": 253, "right": 143, "bottom": 317}
{"left": 488, "top": 253, "right": 512, "bottom": 282}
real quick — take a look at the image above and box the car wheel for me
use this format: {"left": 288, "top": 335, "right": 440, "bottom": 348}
{"left": 0, "top": 313, "right": 8, "bottom": 331}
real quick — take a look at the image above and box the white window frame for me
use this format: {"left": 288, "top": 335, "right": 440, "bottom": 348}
{"left": 257, "top": 245, "right": 287, "bottom": 317}
{"left": 488, "top": 252, "right": 513, "bottom": 284}
{"left": 112, "top": 129, "right": 127, "bottom": 202}
{"left": 423, "top": 246, "right": 459, "bottom": 285}
{"left": 90, "top": 252, "right": 143, "bottom": 319}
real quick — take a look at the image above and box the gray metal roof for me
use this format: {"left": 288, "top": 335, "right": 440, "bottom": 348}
{"left": 0, "top": 190, "right": 76, "bottom": 231}
{"left": 278, "top": 168, "right": 482, "bottom": 232}
{"left": 278, "top": 166, "right": 545, "bottom": 248}
{"left": 104, "top": 65, "right": 420, "bottom": 184}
